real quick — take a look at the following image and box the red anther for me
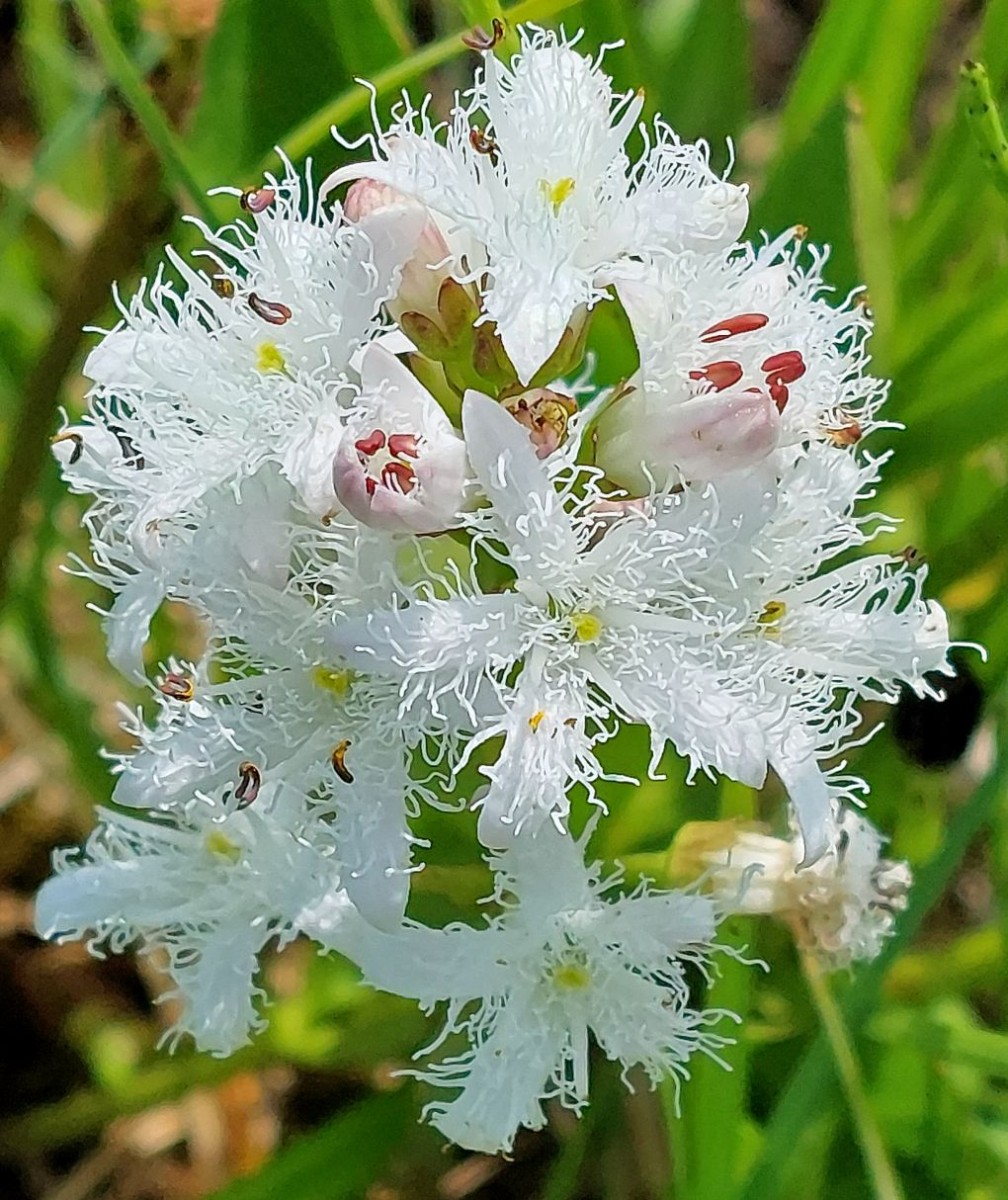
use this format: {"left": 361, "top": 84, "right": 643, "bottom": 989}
{"left": 159, "top": 671, "right": 195, "bottom": 701}
{"left": 769, "top": 380, "right": 790, "bottom": 412}
{"left": 688, "top": 360, "right": 744, "bottom": 391}
{"left": 469, "top": 127, "right": 499, "bottom": 165}
{"left": 235, "top": 760, "right": 262, "bottom": 809}
{"left": 699, "top": 313, "right": 770, "bottom": 343}
{"left": 365, "top": 477, "right": 377, "bottom": 496}
{"left": 387, "top": 433, "right": 420, "bottom": 459}
{"left": 381, "top": 461, "right": 416, "bottom": 493}
{"left": 248, "top": 292, "right": 292, "bottom": 325}
{"left": 462, "top": 17, "right": 505, "bottom": 51}
{"left": 240, "top": 187, "right": 276, "bottom": 214}
{"left": 762, "top": 350, "right": 806, "bottom": 384}
{"left": 354, "top": 429, "right": 387, "bottom": 457}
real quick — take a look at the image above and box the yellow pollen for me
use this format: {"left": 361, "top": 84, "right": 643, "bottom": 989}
{"left": 312, "top": 666, "right": 356, "bottom": 697}
{"left": 205, "top": 829, "right": 241, "bottom": 863}
{"left": 528, "top": 709, "right": 547, "bottom": 733}
{"left": 570, "top": 611, "right": 603, "bottom": 643}
{"left": 255, "top": 341, "right": 287, "bottom": 373}
{"left": 551, "top": 959, "right": 591, "bottom": 990}
{"left": 540, "top": 176, "right": 576, "bottom": 214}
{"left": 757, "top": 600, "right": 788, "bottom": 636}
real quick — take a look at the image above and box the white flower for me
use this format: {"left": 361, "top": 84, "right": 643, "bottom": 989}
{"left": 332, "top": 345, "right": 468, "bottom": 533}
{"left": 595, "top": 237, "right": 885, "bottom": 492}
{"left": 320, "top": 827, "right": 736, "bottom": 1154}
{"left": 696, "top": 810, "right": 912, "bottom": 968}
{"left": 35, "top": 784, "right": 339, "bottom": 1055}
{"left": 323, "top": 25, "right": 748, "bottom": 382}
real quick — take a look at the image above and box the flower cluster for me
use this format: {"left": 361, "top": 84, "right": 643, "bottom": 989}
{"left": 38, "top": 25, "right": 954, "bottom": 1153}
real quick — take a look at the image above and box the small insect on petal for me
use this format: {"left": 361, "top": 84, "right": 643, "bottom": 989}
{"left": 52, "top": 431, "right": 83, "bottom": 465}
{"left": 331, "top": 739, "right": 354, "bottom": 784}
{"left": 235, "top": 760, "right": 262, "bottom": 809}
{"left": 240, "top": 187, "right": 276, "bottom": 214}
{"left": 462, "top": 17, "right": 505, "bottom": 51}
{"left": 699, "top": 313, "right": 769, "bottom": 343}
{"left": 249, "top": 293, "right": 292, "bottom": 325}
{"left": 159, "top": 671, "right": 195, "bottom": 701}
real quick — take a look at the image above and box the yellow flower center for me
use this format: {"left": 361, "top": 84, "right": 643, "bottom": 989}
{"left": 570, "top": 611, "right": 603, "bottom": 643}
{"left": 528, "top": 709, "right": 547, "bottom": 733}
{"left": 312, "top": 666, "right": 356, "bottom": 697}
{"left": 255, "top": 342, "right": 287, "bottom": 374}
{"left": 551, "top": 958, "right": 592, "bottom": 991}
{"left": 205, "top": 829, "right": 241, "bottom": 863}
{"left": 540, "top": 176, "right": 576, "bottom": 214}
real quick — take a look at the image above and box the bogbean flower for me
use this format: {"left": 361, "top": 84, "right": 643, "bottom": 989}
{"left": 36, "top": 21, "right": 959, "bottom": 1152}
{"left": 35, "top": 784, "right": 340, "bottom": 1055}
{"left": 320, "top": 827, "right": 737, "bottom": 1154}
{"left": 332, "top": 344, "right": 469, "bottom": 533}
{"left": 675, "top": 810, "right": 912, "bottom": 968}
{"left": 322, "top": 24, "right": 748, "bottom": 382}
{"left": 595, "top": 235, "right": 884, "bottom": 491}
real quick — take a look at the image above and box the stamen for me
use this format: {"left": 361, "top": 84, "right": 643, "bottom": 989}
{"left": 331, "top": 739, "right": 354, "bottom": 784}
{"left": 570, "top": 611, "right": 603, "bottom": 643}
{"left": 51, "top": 431, "right": 83, "bottom": 465}
{"left": 761, "top": 351, "right": 806, "bottom": 384}
{"left": 461, "top": 17, "right": 505, "bottom": 51}
{"left": 387, "top": 433, "right": 420, "bottom": 459}
{"left": 235, "top": 760, "right": 262, "bottom": 809}
{"left": 249, "top": 293, "right": 292, "bottom": 325}
{"left": 793, "top": 224, "right": 809, "bottom": 240}
{"left": 355, "top": 429, "right": 387, "bottom": 457}
{"left": 769, "top": 380, "right": 790, "bottom": 412}
{"left": 528, "top": 710, "right": 546, "bottom": 733}
{"left": 255, "top": 342, "right": 287, "bottom": 374}
{"left": 239, "top": 187, "right": 276, "bottom": 214}
{"left": 469, "top": 127, "right": 500, "bottom": 166}
{"left": 312, "top": 666, "right": 356, "bottom": 696}
{"left": 699, "top": 313, "right": 769, "bottom": 343}
{"left": 688, "top": 360, "right": 743, "bottom": 391}
{"left": 381, "top": 460, "right": 417, "bottom": 493}
{"left": 540, "top": 177, "right": 576, "bottom": 214}
{"left": 824, "top": 418, "right": 862, "bottom": 447}
{"left": 897, "top": 546, "right": 925, "bottom": 569}
{"left": 211, "top": 274, "right": 235, "bottom": 298}
{"left": 159, "top": 671, "right": 195, "bottom": 701}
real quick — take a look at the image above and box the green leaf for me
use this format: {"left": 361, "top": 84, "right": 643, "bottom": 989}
{"left": 210, "top": 1089, "right": 416, "bottom": 1200}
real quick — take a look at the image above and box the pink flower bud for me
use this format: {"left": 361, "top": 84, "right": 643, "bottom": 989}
{"left": 343, "top": 178, "right": 456, "bottom": 324}
{"left": 333, "top": 345, "right": 467, "bottom": 534}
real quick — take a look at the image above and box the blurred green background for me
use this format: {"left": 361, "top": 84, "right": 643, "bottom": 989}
{"left": 1, "top": 0, "right": 1007, "bottom": 1196}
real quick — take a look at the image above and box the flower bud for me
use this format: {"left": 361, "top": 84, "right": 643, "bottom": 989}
{"left": 333, "top": 344, "right": 467, "bottom": 534}
{"left": 343, "top": 178, "right": 459, "bottom": 326}
{"left": 595, "top": 383, "right": 781, "bottom": 492}
{"left": 500, "top": 386, "right": 577, "bottom": 458}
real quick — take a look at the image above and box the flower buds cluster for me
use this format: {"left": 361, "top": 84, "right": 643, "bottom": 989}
{"left": 37, "top": 25, "right": 957, "bottom": 1155}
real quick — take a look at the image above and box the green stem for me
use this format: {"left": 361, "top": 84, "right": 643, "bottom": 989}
{"left": 263, "top": 0, "right": 582, "bottom": 173}
{"left": 801, "top": 954, "right": 905, "bottom": 1200}
{"left": 72, "top": 0, "right": 216, "bottom": 224}
{"left": 961, "top": 60, "right": 1008, "bottom": 198}
{"left": 372, "top": 0, "right": 416, "bottom": 54}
